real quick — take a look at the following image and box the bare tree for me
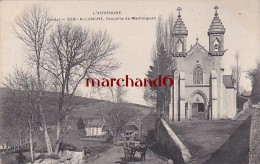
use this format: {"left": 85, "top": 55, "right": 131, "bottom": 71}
{"left": 115, "top": 85, "right": 128, "bottom": 103}
{"left": 247, "top": 56, "right": 260, "bottom": 103}
{"left": 143, "top": 86, "right": 157, "bottom": 107}
{"left": 231, "top": 51, "right": 242, "bottom": 94}
{"left": 107, "top": 86, "right": 128, "bottom": 143}
{"left": 13, "top": 4, "right": 53, "bottom": 154}
{"left": 1, "top": 68, "right": 42, "bottom": 162}
{"left": 42, "top": 23, "right": 119, "bottom": 153}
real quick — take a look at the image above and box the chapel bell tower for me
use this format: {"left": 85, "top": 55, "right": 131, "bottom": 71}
{"left": 172, "top": 7, "right": 188, "bottom": 57}
{"left": 208, "top": 5, "right": 226, "bottom": 56}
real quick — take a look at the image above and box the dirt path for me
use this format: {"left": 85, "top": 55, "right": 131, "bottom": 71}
{"left": 89, "top": 146, "right": 166, "bottom": 164}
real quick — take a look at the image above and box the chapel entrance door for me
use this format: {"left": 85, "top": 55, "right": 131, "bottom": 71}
{"left": 192, "top": 103, "right": 206, "bottom": 120}
{"left": 192, "top": 103, "right": 198, "bottom": 119}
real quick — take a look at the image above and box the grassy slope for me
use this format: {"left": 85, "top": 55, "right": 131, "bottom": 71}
{"left": 0, "top": 87, "right": 153, "bottom": 148}
{"left": 170, "top": 120, "right": 243, "bottom": 163}
{"left": 204, "top": 116, "right": 251, "bottom": 164}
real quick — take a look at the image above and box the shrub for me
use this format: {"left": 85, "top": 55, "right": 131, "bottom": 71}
{"left": 146, "top": 129, "right": 155, "bottom": 145}
{"left": 237, "top": 95, "right": 248, "bottom": 109}
{"left": 13, "top": 147, "right": 30, "bottom": 153}
{"left": 15, "top": 151, "right": 26, "bottom": 163}
{"left": 45, "top": 153, "right": 59, "bottom": 159}
{"left": 35, "top": 146, "right": 47, "bottom": 153}
{"left": 77, "top": 117, "right": 85, "bottom": 129}
{"left": 59, "top": 142, "right": 77, "bottom": 151}
{"left": 78, "top": 129, "right": 86, "bottom": 138}
{"left": 106, "top": 135, "right": 113, "bottom": 143}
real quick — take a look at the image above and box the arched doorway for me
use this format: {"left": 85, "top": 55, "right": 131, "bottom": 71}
{"left": 188, "top": 91, "right": 208, "bottom": 120}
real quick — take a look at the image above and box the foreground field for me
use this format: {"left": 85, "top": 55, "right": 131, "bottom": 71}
{"left": 170, "top": 118, "right": 250, "bottom": 164}
{"left": 204, "top": 116, "right": 251, "bottom": 164}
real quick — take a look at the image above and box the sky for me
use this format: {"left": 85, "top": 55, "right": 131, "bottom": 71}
{"left": 0, "top": 0, "right": 260, "bottom": 105}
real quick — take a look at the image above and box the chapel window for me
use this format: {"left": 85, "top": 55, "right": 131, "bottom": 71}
{"left": 176, "top": 40, "right": 183, "bottom": 52}
{"left": 193, "top": 66, "right": 203, "bottom": 84}
{"left": 213, "top": 39, "right": 220, "bottom": 51}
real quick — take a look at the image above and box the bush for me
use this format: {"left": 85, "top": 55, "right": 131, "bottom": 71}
{"left": 106, "top": 135, "right": 113, "bottom": 143}
{"left": 59, "top": 142, "right": 77, "bottom": 151}
{"left": 77, "top": 117, "right": 85, "bottom": 129}
{"left": 83, "top": 147, "right": 91, "bottom": 156}
{"left": 237, "top": 95, "right": 248, "bottom": 109}
{"left": 45, "top": 153, "right": 59, "bottom": 159}
{"left": 13, "top": 147, "right": 30, "bottom": 153}
{"left": 35, "top": 146, "right": 47, "bottom": 153}
{"left": 15, "top": 151, "right": 26, "bottom": 163}
{"left": 146, "top": 129, "right": 155, "bottom": 145}
{"left": 78, "top": 129, "right": 86, "bottom": 138}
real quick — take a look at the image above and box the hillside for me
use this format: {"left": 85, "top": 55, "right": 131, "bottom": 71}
{"left": 0, "top": 87, "right": 154, "bottom": 145}
{"left": 0, "top": 87, "right": 153, "bottom": 119}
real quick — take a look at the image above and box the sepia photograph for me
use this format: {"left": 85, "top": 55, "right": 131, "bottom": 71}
{"left": 0, "top": 0, "right": 259, "bottom": 163}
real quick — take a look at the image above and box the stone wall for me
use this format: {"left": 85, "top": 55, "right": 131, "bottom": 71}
{"left": 224, "top": 87, "right": 237, "bottom": 118}
{"left": 249, "top": 107, "right": 260, "bottom": 164}
{"left": 155, "top": 118, "right": 191, "bottom": 163}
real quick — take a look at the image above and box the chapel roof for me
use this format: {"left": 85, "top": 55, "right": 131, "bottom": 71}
{"left": 125, "top": 124, "right": 140, "bottom": 131}
{"left": 187, "top": 39, "right": 208, "bottom": 55}
{"left": 86, "top": 118, "right": 104, "bottom": 127}
{"left": 125, "top": 118, "right": 141, "bottom": 131}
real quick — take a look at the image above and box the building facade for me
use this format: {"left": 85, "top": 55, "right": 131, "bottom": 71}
{"left": 85, "top": 118, "right": 107, "bottom": 137}
{"left": 169, "top": 6, "right": 237, "bottom": 121}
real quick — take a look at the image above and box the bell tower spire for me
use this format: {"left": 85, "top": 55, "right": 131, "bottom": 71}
{"left": 172, "top": 7, "right": 188, "bottom": 57}
{"left": 208, "top": 5, "right": 226, "bottom": 56}
{"left": 177, "top": 6, "right": 182, "bottom": 17}
{"left": 214, "top": 5, "right": 219, "bottom": 15}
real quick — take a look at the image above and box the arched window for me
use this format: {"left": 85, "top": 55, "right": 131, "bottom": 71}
{"left": 176, "top": 40, "right": 183, "bottom": 52}
{"left": 193, "top": 66, "right": 203, "bottom": 84}
{"left": 213, "top": 39, "right": 220, "bottom": 51}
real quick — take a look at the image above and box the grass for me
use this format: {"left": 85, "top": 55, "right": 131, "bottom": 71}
{"left": 1, "top": 151, "right": 32, "bottom": 164}
{"left": 204, "top": 116, "right": 251, "bottom": 164}
{"left": 170, "top": 120, "right": 244, "bottom": 163}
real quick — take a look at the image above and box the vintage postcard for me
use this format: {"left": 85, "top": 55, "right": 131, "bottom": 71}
{"left": 0, "top": 0, "right": 259, "bottom": 163}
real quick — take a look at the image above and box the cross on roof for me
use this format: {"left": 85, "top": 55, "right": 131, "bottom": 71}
{"left": 177, "top": 7, "right": 182, "bottom": 16}
{"left": 214, "top": 5, "right": 219, "bottom": 14}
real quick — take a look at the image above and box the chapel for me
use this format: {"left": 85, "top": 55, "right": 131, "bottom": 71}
{"left": 169, "top": 6, "right": 237, "bottom": 121}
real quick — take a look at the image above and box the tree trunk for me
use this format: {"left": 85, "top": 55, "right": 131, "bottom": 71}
{"left": 56, "top": 120, "right": 61, "bottom": 140}
{"left": 29, "top": 126, "right": 34, "bottom": 162}
{"left": 54, "top": 114, "right": 70, "bottom": 154}
{"left": 40, "top": 108, "right": 53, "bottom": 154}
{"left": 36, "top": 60, "right": 53, "bottom": 154}
{"left": 54, "top": 120, "right": 61, "bottom": 154}
{"left": 113, "top": 132, "right": 117, "bottom": 144}
{"left": 43, "top": 124, "right": 53, "bottom": 154}
{"left": 38, "top": 102, "right": 53, "bottom": 154}
{"left": 115, "top": 131, "right": 118, "bottom": 144}
{"left": 54, "top": 97, "right": 64, "bottom": 155}
{"left": 19, "top": 132, "right": 22, "bottom": 146}
{"left": 54, "top": 139, "right": 61, "bottom": 154}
